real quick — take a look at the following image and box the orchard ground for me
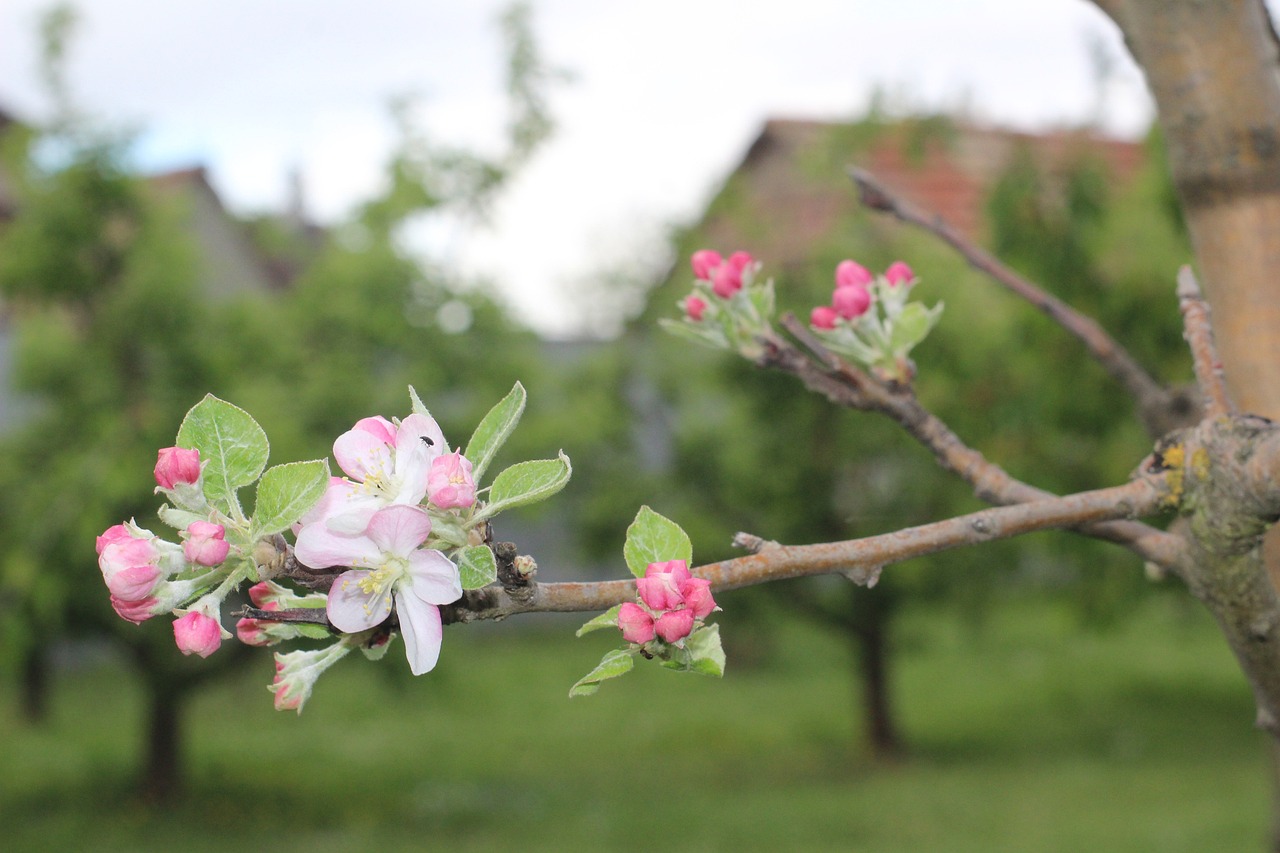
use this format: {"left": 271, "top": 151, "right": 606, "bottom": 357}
{"left": 0, "top": 593, "right": 1266, "bottom": 852}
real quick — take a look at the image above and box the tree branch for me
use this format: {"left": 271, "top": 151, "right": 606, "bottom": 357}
{"left": 848, "top": 166, "right": 1179, "bottom": 436}
{"left": 763, "top": 316, "right": 1184, "bottom": 569}
{"left": 1177, "top": 265, "right": 1235, "bottom": 419}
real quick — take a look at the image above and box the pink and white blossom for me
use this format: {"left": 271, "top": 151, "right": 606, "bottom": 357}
{"left": 297, "top": 504, "right": 462, "bottom": 675}
{"left": 313, "top": 413, "right": 447, "bottom": 534}
{"left": 154, "top": 447, "right": 201, "bottom": 490}
{"left": 427, "top": 452, "right": 476, "bottom": 509}
{"left": 173, "top": 611, "right": 222, "bottom": 658}
{"left": 183, "top": 521, "right": 230, "bottom": 566}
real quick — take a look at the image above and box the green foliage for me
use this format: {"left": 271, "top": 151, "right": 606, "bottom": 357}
{"left": 622, "top": 505, "right": 693, "bottom": 579}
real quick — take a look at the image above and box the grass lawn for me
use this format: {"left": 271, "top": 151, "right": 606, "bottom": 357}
{"left": 0, "top": 593, "right": 1270, "bottom": 852}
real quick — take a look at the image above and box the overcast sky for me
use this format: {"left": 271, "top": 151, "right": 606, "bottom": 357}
{"left": 0, "top": 1, "right": 1161, "bottom": 336}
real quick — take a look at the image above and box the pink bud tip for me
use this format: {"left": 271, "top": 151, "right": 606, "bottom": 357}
{"left": 727, "top": 251, "right": 754, "bottom": 272}
{"left": 836, "top": 260, "right": 873, "bottom": 289}
{"left": 884, "top": 261, "right": 915, "bottom": 286}
{"left": 618, "top": 601, "right": 656, "bottom": 644}
{"left": 183, "top": 521, "right": 230, "bottom": 566}
{"left": 684, "top": 295, "right": 707, "bottom": 322}
{"left": 690, "top": 250, "right": 722, "bottom": 281}
{"left": 810, "top": 306, "right": 838, "bottom": 329}
{"left": 712, "top": 264, "right": 743, "bottom": 299}
{"left": 833, "top": 284, "right": 872, "bottom": 319}
{"left": 154, "top": 447, "right": 201, "bottom": 490}
{"left": 173, "top": 612, "right": 222, "bottom": 658}
{"left": 655, "top": 608, "right": 696, "bottom": 644}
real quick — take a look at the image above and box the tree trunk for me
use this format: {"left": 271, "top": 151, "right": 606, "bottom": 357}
{"left": 140, "top": 681, "right": 183, "bottom": 804}
{"left": 19, "top": 647, "right": 49, "bottom": 724}
{"left": 849, "top": 589, "right": 903, "bottom": 759}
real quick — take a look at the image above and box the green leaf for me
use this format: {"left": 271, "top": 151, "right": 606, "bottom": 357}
{"left": 407, "top": 385, "right": 431, "bottom": 420}
{"left": 623, "top": 506, "right": 692, "bottom": 579}
{"left": 457, "top": 545, "right": 497, "bottom": 590}
{"left": 251, "top": 459, "right": 331, "bottom": 539}
{"left": 889, "top": 301, "right": 944, "bottom": 356}
{"left": 685, "top": 623, "right": 726, "bottom": 677}
{"left": 464, "top": 382, "right": 526, "bottom": 483}
{"left": 658, "top": 317, "right": 729, "bottom": 351}
{"left": 176, "top": 395, "right": 269, "bottom": 516}
{"left": 569, "top": 647, "right": 635, "bottom": 697}
{"left": 474, "top": 452, "right": 572, "bottom": 520}
{"left": 576, "top": 604, "right": 624, "bottom": 637}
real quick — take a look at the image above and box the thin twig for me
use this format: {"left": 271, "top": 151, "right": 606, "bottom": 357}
{"left": 1177, "top": 265, "right": 1234, "bottom": 418}
{"left": 848, "top": 166, "right": 1177, "bottom": 436}
{"left": 766, "top": 317, "right": 1183, "bottom": 570}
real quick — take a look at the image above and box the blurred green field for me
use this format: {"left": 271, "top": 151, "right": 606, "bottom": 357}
{"left": 0, "top": 594, "right": 1269, "bottom": 852}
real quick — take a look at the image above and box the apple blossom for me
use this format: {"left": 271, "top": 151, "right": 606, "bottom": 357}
{"left": 617, "top": 601, "right": 656, "bottom": 644}
{"left": 270, "top": 643, "right": 353, "bottom": 713}
{"left": 427, "top": 452, "right": 476, "bottom": 509}
{"left": 833, "top": 284, "right": 872, "bottom": 319}
{"left": 183, "top": 521, "right": 230, "bottom": 566}
{"left": 154, "top": 446, "right": 201, "bottom": 489}
{"left": 690, "top": 249, "right": 722, "bottom": 280}
{"left": 316, "top": 413, "right": 447, "bottom": 535}
{"left": 836, "top": 259, "right": 874, "bottom": 289}
{"left": 296, "top": 504, "right": 462, "bottom": 675}
{"left": 684, "top": 294, "right": 707, "bottom": 322}
{"left": 884, "top": 260, "right": 915, "bottom": 286}
{"left": 173, "top": 611, "right": 222, "bottom": 658}
{"left": 810, "top": 305, "right": 838, "bottom": 329}
{"left": 111, "top": 594, "right": 158, "bottom": 624}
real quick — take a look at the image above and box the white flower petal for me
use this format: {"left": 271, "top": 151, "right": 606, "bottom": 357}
{"left": 396, "top": 591, "right": 443, "bottom": 675}
{"left": 365, "top": 505, "right": 433, "bottom": 557}
{"left": 334, "top": 429, "right": 393, "bottom": 483}
{"left": 327, "top": 570, "right": 394, "bottom": 632}
{"left": 408, "top": 549, "right": 463, "bottom": 605}
{"left": 295, "top": 523, "right": 382, "bottom": 569}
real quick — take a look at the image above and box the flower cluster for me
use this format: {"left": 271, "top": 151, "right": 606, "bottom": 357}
{"left": 661, "top": 248, "right": 776, "bottom": 358}
{"left": 95, "top": 449, "right": 239, "bottom": 657}
{"left": 618, "top": 560, "right": 717, "bottom": 646}
{"left": 808, "top": 258, "right": 942, "bottom": 382}
{"left": 93, "top": 384, "right": 571, "bottom": 713}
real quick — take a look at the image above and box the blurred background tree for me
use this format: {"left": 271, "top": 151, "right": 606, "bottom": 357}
{"left": 0, "top": 1, "right": 555, "bottom": 801}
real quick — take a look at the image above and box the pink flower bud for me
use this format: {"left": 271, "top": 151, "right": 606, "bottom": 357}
{"left": 154, "top": 446, "right": 201, "bottom": 489}
{"left": 618, "top": 601, "right": 656, "bottom": 644}
{"left": 727, "top": 251, "right": 754, "bottom": 272}
{"left": 680, "top": 577, "right": 717, "bottom": 620}
{"left": 111, "top": 594, "right": 157, "bottom": 624}
{"left": 712, "top": 263, "right": 743, "bottom": 299}
{"left": 833, "top": 284, "right": 872, "bottom": 319}
{"left": 183, "top": 521, "right": 230, "bottom": 566}
{"left": 884, "top": 261, "right": 915, "bottom": 286}
{"left": 836, "top": 260, "right": 873, "bottom": 289}
{"left": 236, "top": 618, "right": 272, "bottom": 647}
{"left": 810, "top": 306, "right": 838, "bottom": 329}
{"left": 684, "top": 294, "right": 707, "bottom": 322}
{"left": 173, "top": 611, "right": 222, "bottom": 658}
{"left": 248, "top": 582, "right": 276, "bottom": 608}
{"left": 106, "top": 564, "right": 162, "bottom": 601}
{"left": 637, "top": 560, "right": 691, "bottom": 611}
{"left": 655, "top": 608, "right": 696, "bottom": 643}
{"left": 96, "top": 523, "right": 132, "bottom": 555}
{"left": 98, "top": 536, "right": 158, "bottom": 579}
{"left": 690, "top": 250, "right": 722, "bottom": 280}
{"left": 427, "top": 452, "right": 476, "bottom": 509}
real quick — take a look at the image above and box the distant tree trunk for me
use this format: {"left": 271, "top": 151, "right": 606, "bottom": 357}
{"left": 849, "top": 588, "right": 903, "bottom": 760}
{"left": 19, "top": 646, "right": 49, "bottom": 723}
{"left": 140, "top": 679, "right": 183, "bottom": 805}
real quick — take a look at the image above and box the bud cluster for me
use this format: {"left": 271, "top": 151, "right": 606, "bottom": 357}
{"left": 808, "top": 259, "right": 942, "bottom": 382}
{"left": 660, "top": 248, "right": 777, "bottom": 359}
